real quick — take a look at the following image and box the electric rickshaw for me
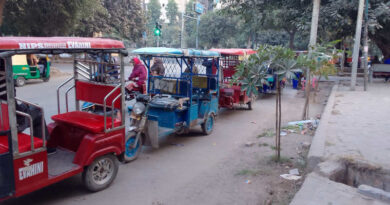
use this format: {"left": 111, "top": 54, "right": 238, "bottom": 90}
{"left": 0, "top": 37, "right": 129, "bottom": 202}
{"left": 12, "top": 54, "right": 51, "bottom": 87}
{"left": 125, "top": 48, "right": 220, "bottom": 160}
{"left": 209, "top": 48, "right": 256, "bottom": 110}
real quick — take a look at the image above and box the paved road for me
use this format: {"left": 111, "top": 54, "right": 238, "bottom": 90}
{"left": 3, "top": 64, "right": 314, "bottom": 205}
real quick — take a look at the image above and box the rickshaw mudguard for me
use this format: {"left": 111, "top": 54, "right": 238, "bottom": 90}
{"left": 145, "top": 119, "right": 159, "bottom": 149}
{"left": 73, "top": 130, "right": 124, "bottom": 166}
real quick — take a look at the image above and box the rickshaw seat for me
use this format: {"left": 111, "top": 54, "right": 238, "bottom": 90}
{"left": 0, "top": 133, "right": 44, "bottom": 154}
{"left": 52, "top": 111, "right": 121, "bottom": 133}
{"left": 220, "top": 88, "right": 234, "bottom": 97}
{"left": 149, "top": 97, "right": 180, "bottom": 110}
{"left": 0, "top": 103, "right": 43, "bottom": 154}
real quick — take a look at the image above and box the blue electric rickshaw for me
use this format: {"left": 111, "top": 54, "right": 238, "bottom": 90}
{"left": 123, "top": 48, "right": 220, "bottom": 161}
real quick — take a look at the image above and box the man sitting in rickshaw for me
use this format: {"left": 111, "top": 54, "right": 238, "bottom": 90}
{"left": 127, "top": 57, "right": 147, "bottom": 93}
{"left": 151, "top": 58, "right": 165, "bottom": 76}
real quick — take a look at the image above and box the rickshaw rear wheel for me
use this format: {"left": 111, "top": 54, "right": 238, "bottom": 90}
{"left": 121, "top": 131, "right": 143, "bottom": 163}
{"left": 82, "top": 154, "right": 118, "bottom": 192}
{"left": 15, "top": 77, "right": 26, "bottom": 87}
{"left": 202, "top": 114, "right": 215, "bottom": 135}
{"left": 247, "top": 102, "right": 252, "bottom": 110}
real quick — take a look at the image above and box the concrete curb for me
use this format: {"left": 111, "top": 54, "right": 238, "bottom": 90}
{"left": 307, "top": 84, "right": 339, "bottom": 172}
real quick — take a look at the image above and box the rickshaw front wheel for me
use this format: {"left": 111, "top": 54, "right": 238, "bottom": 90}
{"left": 82, "top": 154, "right": 118, "bottom": 192}
{"left": 15, "top": 77, "right": 26, "bottom": 87}
{"left": 202, "top": 114, "right": 215, "bottom": 135}
{"left": 122, "top": 131, "right": 143, "bottom": 163}
{"left": 43, "top": 76, "right": 50, "bottom": 82}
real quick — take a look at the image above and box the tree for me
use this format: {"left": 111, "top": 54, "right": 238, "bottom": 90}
{"left": 0, "top": 0, "right": 5, "bottom": 27}
{"left": 222, "top": 0, "right": 312, "bottom": 49}
{"left": 73, "top": 0, "right": 109, "bottom": 37}
{"left": 184, "top": 0, "right": 198, "bottom": 48}
{"left": 198, "top": 11, "right": 240, "bottom": 48}
{"left": 146, "top": 0, "right": 162, "bottom": 46}
{"left": 235, "top": 45, "right": 301, "bottom": 161}
{"left": 1, "top": 0, "right": 145, "bottom": 43}
{"left": 1, "top": 0, "right": 84, "bottom": 36}
{"left": 166, "top": 0, "right": 179, "bottom": 25}
{"left": 319, "top": 0, "right": 390, "bottom": 59}
{"left": 103, "top": 0, "right": 146, "bottom": 43}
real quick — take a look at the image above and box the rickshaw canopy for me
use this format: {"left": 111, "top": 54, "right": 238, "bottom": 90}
{"left": 132, "top": 47, "right": 220, "bottom": 58}
{"left": 209, "top": 48, "right": 256, "bottom": 56}
{"left": 0, "top": 37, "right": 126, "bottom": 54}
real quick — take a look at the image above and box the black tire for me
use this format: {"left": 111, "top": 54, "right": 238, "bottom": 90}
{"left": 121, "top": 131, "right": 143, "bottom": 163}
{"left": 247, "top": 101, "right": 252, "bottom": 110}
{"left": 15, "top": 77, "right": 26, "bottom": 87}
{"left": 82, "top": 154, "right": 118, "bottom": 192}
{"left": 201, "top": 114, "right": 215, "bottom": 135}
{"left": 43, "top": 76, "right": 50, "bottom": 82}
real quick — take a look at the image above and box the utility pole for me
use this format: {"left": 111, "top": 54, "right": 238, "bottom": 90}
{"left": 363, "top": 0, "right": 369, "bottom": 91}
{"left": 181, "top": 12, "right": 185, "bottom": 48}
{"left": 303, "top": 0, "right": 320, "bottom": 120}
{"left": 350, "top": 0, "right": 365, "bottom": 91}
{"left": 196, "top": 16, "right": 200, "bottom": 49}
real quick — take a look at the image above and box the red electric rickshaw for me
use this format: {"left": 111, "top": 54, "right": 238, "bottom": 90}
{"left": 209, "top": 49, "right": 257, "bottom": 110}
{"left": 0, "top": 37, "right": 129, "bottom": 202}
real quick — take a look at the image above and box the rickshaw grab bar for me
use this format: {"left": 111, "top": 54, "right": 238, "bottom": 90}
{"left": 111, "top": 94, "right": 122, "bottom": 129}
{"left": 15, "top": 97, "right": 46, "bottom": 149}
{"left": 103, "top": 84, "right": 121, "bottom": 133}
{"left": 65, "top": 85, "right": 75, "bottom": 113}
{"left": 15, "top": 111, "right": 34, "bottom": 152}
{"left": 57, "top": 77, "right": 75, "bottom": 114}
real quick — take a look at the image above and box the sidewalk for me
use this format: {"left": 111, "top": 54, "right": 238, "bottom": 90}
{"left": 291, "top": 80, "right": 390, "bottom": 205}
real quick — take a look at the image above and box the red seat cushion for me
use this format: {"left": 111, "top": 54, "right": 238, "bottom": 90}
{"left": 0, "top": 133, "right": 44, "bottom": 154}
{"left": 51, "top": 111, "right": 121, "bottom": 133}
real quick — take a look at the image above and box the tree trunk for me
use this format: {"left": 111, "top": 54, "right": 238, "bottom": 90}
{"left": 0, "top": 0, "right": 5, "bottom": 27}
{"left": 302, "top": 73, "right": 311, "bottom": 120}
{"left": 246, "top": 34, "right": 252, "bottom": 49}
{"left": 288, "top": 30, "right": 296, "bottom": 50}
{"left": 303, "top": 0, "right": 320, "bottom": 120}
{"left": 277, "top": 81, "right": 281, "bottom": 161}
{"left": 275, "top": 77, "right": 279, "bottom": 159}
{"left": 275, "top": 76, "right": 281, "bottom": 161}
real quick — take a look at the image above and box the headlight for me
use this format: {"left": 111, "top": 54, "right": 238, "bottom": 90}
{"left": 132, "top": 102, "right": 145, "bottom": 116}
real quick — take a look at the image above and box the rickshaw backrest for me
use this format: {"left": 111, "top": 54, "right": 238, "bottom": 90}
{"left": 0, "top": 103, "right": 10, "bottom": 132}
{"left": 76, "top": 81, "right": 121, "bottom": 109}
{"left": 223, "top": 68, "right": 236, "bottom": 78}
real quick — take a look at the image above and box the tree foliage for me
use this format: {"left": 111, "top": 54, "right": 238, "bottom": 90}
{"left": 161, "top": 0, "right": 181, "bottom": 47}
{"left": 222, "top": 0, "right": 312, "bottom": 49}
{"left": 103, "top": 0, "right": 145, "bottom": 42}
{"left": 145, "top": 0, "right": 162, "bottom": 46}
{"left": 1, "top": 0, "right": 145, "bottom": 43}
{"left": 166, "top": 0, "right": 179, "bottom": 25}
{"left": 319, "top": 0, "right": 390, "bottom": 58}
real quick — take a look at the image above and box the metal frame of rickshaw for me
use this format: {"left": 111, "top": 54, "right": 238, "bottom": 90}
{"left": 131, "top": 48, "right": 220, "bottom": 148}
{"left": 0, "top": 37, "right": 128, "bottom": 202}
{"left": 209, "top": 49, "right": 256, "bottom": 109}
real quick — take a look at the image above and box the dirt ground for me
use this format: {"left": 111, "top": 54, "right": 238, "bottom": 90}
{"left": 4, "top": 79, "right": 333, "bottom": 205}
{"left": 222, "top": 82, "right": 333, "bottom": 205}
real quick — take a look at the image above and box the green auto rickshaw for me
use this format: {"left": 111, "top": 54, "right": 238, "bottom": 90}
{"left": 12, "top": 54, "right": 51, "bottom": 87}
